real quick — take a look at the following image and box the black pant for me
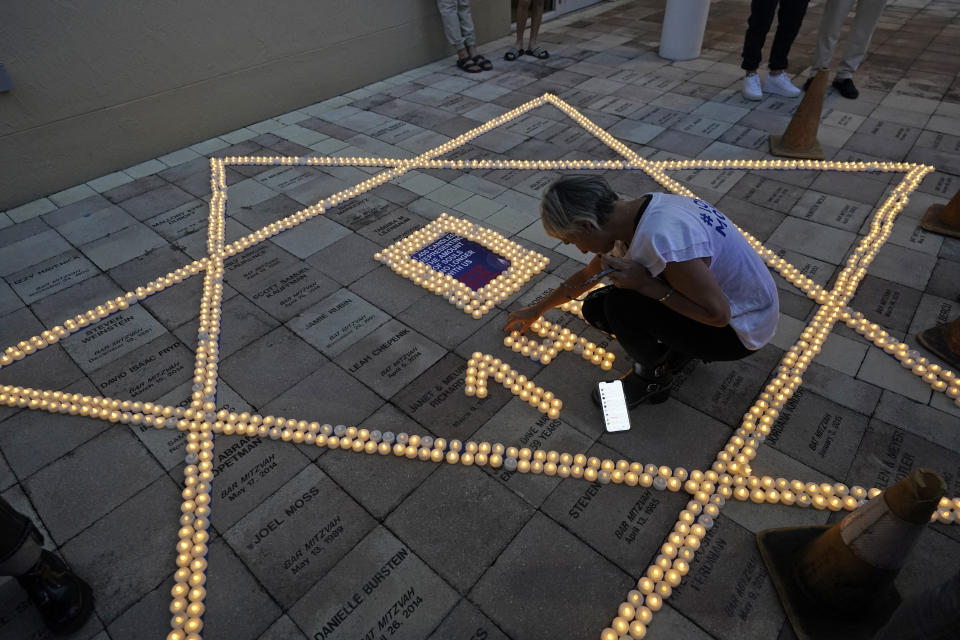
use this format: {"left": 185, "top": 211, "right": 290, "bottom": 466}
{"left": 0, "top": 495, "right": 40, "bottom": 576}
{"left": 581, "top": 286, "right": 752, "bottom": 369}
{"left": 741, "top": 0, "right": 810, "bottom": 71}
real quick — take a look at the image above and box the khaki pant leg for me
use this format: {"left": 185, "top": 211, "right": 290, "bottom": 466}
{"left": 457, "top": 0, "right": 476, "bottom": 48}
{"left": 437, "top": 0, "right": 466, "bottom": 48}
{"left": 836, "top": 0, "right": 887, "bottom": 78}
{"left": 813, "top": 0, "right": 857, "bottom": 71}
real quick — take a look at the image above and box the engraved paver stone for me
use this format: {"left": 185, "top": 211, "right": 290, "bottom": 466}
{"left": 333, "top": 320, "right": 445, "bottom": 399}
{"left": 225, "top": 465, "right": 376, "bottom": 606}
{"left": 6, "top": 250, "right": 97, "bottom": 304}
{"left": 288, "top": 527, "right": 459, "bottom": 640}
{"left": 88, "top": 334, "right": 193, "bottom": 401}
{"left": 286, "top": 288, "right": 390, "bottom": 356}
{"left": 669, "top": 518, "right": 785, "bottom": 640}
{"left": 60, "top": 305, "right": 167, "bottom": 373}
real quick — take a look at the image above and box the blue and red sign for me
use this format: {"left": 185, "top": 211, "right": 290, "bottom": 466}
{"left": 411, "top": 233, "right": 510, "bottom": 291}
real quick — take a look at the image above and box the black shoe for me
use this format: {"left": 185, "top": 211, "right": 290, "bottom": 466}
{"left": 592, "top": 367, "right": 672, "bottom": 409}
{"left": 665, "top": 350, "right": 695, "bottom": 374}
{"left": 18, "top": 550, "right": 94, "bottom": 635}
{"left": 832, "top": 77, "right": 859, "bottom": 99}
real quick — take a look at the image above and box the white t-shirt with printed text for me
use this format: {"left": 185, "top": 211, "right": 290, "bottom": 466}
{"left": 612, "top": 193, "right": 779, "bottom": 350}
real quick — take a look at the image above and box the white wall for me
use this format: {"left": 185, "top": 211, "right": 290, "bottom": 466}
{"left": 0, "top": 1, "right": 509, "bottom": 209}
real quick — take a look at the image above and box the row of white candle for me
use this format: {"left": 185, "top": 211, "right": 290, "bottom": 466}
{"left": 213, "top": 156, "right": 921, "bottom": 175}
{"left": 505, "top": 319, "right": 616, "bottom": 369}
{"left": 464, "top": 352, "right": 563, "bottom": 417}
{"left": 0, "top": 380, "right": 954, "bottom": 527}
{"left": 167, "top": 158, "right": 229, "bottom": 640}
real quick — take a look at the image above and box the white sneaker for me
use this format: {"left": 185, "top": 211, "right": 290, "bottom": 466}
{"left": 763, "top": 72, "right": 802, "bottom": 98}
{"left": 742, "top": 74, "right": 762, "bottom": 101}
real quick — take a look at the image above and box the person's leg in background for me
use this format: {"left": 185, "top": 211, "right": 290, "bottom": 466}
{"left": 524, "top": 0, "right": 549, "bottom": 58}
{"left": 763, "top": 0, "right": 809, "bottom": 97}
{"left": 438, "top": 0, "right": 484, "bottom": 72}
{"left": 811, "top": 0, "right": 854, "bottom": 73}
{"left": 456, "top": 0, "right": 493, "bottom": 69}
{"left": 805, "top": 0, "right": 855, "bottom": 93}
{"left": 741, "top": 0, "right": 780, "bottom": 100}
{"left": 833, "top": 0, "right": 888, "bottom": 98}
{"left": 507, "top": 0, "right": 532, "bottom": 60}
{"left": 0, "top": 496, "right": 93, "bottom": 634}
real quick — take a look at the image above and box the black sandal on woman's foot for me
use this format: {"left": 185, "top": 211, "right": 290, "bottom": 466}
{"left": 526, "top": 47, "right": 550, "bottom": 59}
{"left": 456, "top": 56, "right": 483, "bottom": 73}
{"left": 472, "top": 55, "right": 493, "bottom": 71}
{"left": 504, "top": 47, "right": 522, "bottom": 61}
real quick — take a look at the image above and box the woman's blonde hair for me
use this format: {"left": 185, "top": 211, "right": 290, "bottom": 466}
{"left": 540, "top": 175, "right": 618, "bottom": 237}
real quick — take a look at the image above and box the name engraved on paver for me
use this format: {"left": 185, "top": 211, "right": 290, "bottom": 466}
{"left": 409, "top": 364, "right": 466, "bottom": 411}
{"left": 98, "top": 339, "right": 186, "bottom": 398}
{"left": 290, "top": 290, "right": 388, "bottom": 356}
{"left": 876, "top": 427, "right": 917, "bottom": 487}
{"left": 766, "top": 388, "right": 805, "bottom": 446}
{"left": 253, "top": 267, "right": 314, "bottom": 305}
{"left": 260, "top": 167, "right": 318, "bottom": 193}
{"left": 495, "top": 416, "right": 563, "bottom": 484}
{"left": 688, "top": 534, "right": 727, "bottom": 593}
{"left": 800, "top": 194, "right": 863, "bottom": 227}
{"left": 214, "top": 443, "right": 309, "bottom": 533}
{"left": 213, "top": 436, "right": 266, "bottom": 485}
{"left": 568, "top": 482, "right": 603, "bottom": 520}
{"left": 315, "top": 548, "right": 412, "bottom": 640}
{"left": 348, "top": 328, "right": 411, "bottom": 374}
{"left": 8, "top": 252, "right": 97, "bottom": 304}
{"left": 371, "top": 214, "right": 412, "bottom": 239}
{"left": 331, "top": 196, "right": 394, "bottom": 230}
{"left": 148, "top": 201, "right": 207, "bottom": 240}
{"left": 65, "top": 307, "right": 164, "bottom": 370}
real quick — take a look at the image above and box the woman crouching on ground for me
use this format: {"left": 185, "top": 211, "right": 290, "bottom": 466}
{"left": 503, "top": 175, "right": 779, "bottom": 408}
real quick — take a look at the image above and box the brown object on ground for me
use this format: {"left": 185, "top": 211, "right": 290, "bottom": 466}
{"left": 769, "top": 68, "right": 829, "bottom": 160}
{"left": 916, "top": 316, "right": 960, "bottom": 370}
{"left": 757, "top": 468, "right": 946, "bottom": 640}
{"left": 799, "top": 468, "right": 945, "bottom": 609}
{"left": 920, "top": 187, "right": 960, "bottom": 238}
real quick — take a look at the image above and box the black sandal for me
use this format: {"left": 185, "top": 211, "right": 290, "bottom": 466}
{"left": 526, "top": 47, "right": 549, "bottom": 59}
{"left": 472, "top": 54, "right": 493, "bottom": 71}
{"left": 504, "top": 47, "right": 522, "bottom": 61}
{"left": 456, "top": 56, "right": 483, "bottom": 73}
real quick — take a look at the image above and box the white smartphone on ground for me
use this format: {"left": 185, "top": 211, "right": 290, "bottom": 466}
{"left": 598, "top": 380, "right": 631, "bottom": 432}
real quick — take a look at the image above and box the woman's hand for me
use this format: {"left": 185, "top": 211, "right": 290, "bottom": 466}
{"left": 601, "top": 254, "right": 661, "bottom": 295}
{"left": 503, "top": 306, "right": 543, "bottom": 334}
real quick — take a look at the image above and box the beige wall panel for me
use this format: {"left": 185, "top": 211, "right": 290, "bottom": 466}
{"left": 0, "top": 1, "right": 508, "bottom": 210}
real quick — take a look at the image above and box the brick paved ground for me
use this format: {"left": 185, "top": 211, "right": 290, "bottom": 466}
{"left": 1, "top": 0, "right": 958, "bottom": 638}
